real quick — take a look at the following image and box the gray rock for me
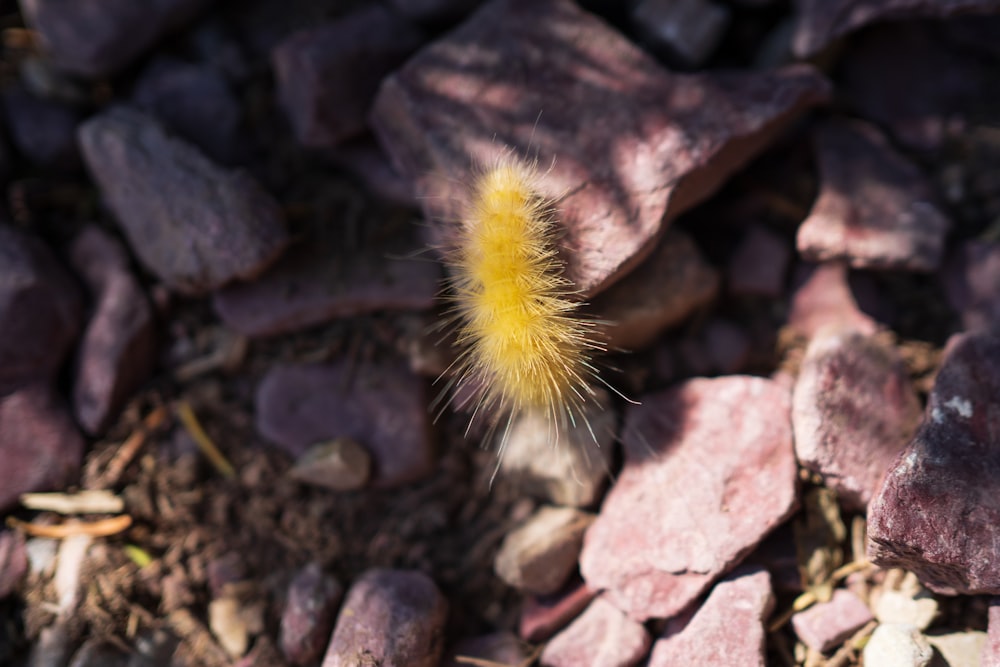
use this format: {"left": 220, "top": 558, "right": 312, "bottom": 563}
{"left": 280, "top": 563, "right": 343, "bottom": 666}
{"left": 791, "top": 589, "right": 873, "bottom": 653}
{"left": 289, "top": 438, "right": 372, "bottom": 492}
{"left": 540, "top": 597, "right": 651, "bottom": 667}
{"left": 494, "top": 506, "right": 593, "bottom": 596}
{"left": 631, "top": 0, "right": 730, "bottom": 67}
{"left": 863, "top": 623, "right": 933, "bottom": 667}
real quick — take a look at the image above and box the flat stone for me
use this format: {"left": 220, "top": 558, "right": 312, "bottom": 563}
{"left": 371, "top": 0, "right": 830, "bottom": 296}
{"left": 797, "top": 120, "right": 950, "bottom": 272}
{"left": 445, "top": 632, "right": 527, "bottom": 667}
{"left": 540, "top": 597, "right": 651, "bottom": 667}
{"left": 648, "top": 567, "right": 773, "bottom": 666}
{"left": 874, "top": 589, "right": 939, "bottom": 631}
{"left": 985, "top": 598, "right": 1000, "bottom": 667}
{"left": 791, "top": 589, "right": 873, "bottom": 653}
{"left": 787, "top": 262, "right": 879, "bottom": 340}
{"left": 588, "top": 229, "right": 719, "bottom": 351}
{"left": 519, "top": 578, "right": 598, "bottom": 642}
{"left": 256, "top": 359, "right": 434, "bottom": 488}
{"left": 272, "top": 7, "right": 424, "bottom": 149}
{"left": 944, "top": 239, "right": 1000, "bottom": 333}
{"left": 0, "top": 530, "right": 27, "bottom": 598}
{"left": 494, "top": 506, "right": 593, "bottom": 596}
{"left": 727, "top": 224, "right": 791, "bottom": 298}
{"left": 0, "top": 383, "right": 84, "bottom": 511}
{"left": 928, "top": 631, "right": 987, "bottom": 666}
{"left": 869, "top": 332, "right": 1000, "bottom": 594}
{"left": 863, "top": 623, "right": 933, "bottom": 667}
{"left": 579, "top": 376, "right": 797, "bottom": 620}
{"left": 78, "top": 106, "right": 288, "bottom": 295}
{"left": 20, "top": 0, "right": 211, "bottom": 77}
{"left": 2, "top": 85, "right": 80, "bottom": 169}
{"left": 0, "top": 224, "right": 82, "bottom": 395}
{"left": 793, "top": 0, "right": 1000, "bottom": 58}
{"left": 213, "top": 215, "right": 439, "bottom": 338}
{"left": 280, "top": 563, "right": 343, "bottom": 666}
{"left": 792, "top": 329, "right": 921, "bottom": 511}
{"left": 321, "top": 569, "right": 447, "bottom": 667}
{"left": 631, "top": 0, "right": 730, "bottom": 67}
{"left": 69, "top": 226, "right": 156, "bottom": 435}
{"left": 289, "top": 438, "right": 372, "bottom": 492}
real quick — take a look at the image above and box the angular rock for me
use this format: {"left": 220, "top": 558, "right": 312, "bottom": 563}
{"left": 540, "top": 597, "right": 651, "bottom": 667}
{"left": 631, "top": 0, "right": 730, "bottom": 67}
{"left": 371, "top": 0, "right": 830, "bottom": 296}
{"left": 579, "top": 376, "right": 797, "bottom": 620}
{"left": 797, "top": 120, "right": 950, "bottom": 272}
{"left": 69, "top": 226, "right": 156, "bottom": 435}
{"left": 213, "top": 216, "right": 439, "bottom": 337}
{"left": 787, "top": 262, "right": 879, "bottom": 340}
{"left": 791, "top": 589, "right": 873, "bottom": 653}
{"left": 272, "top": 7, "right": 424, "bottom": 149}
{"left": 875, "top": 589, "right": 939, "bottom": 631}
{"left": 869, "top": 332, "right": 1000, "bottom": 594}
{"left": 943, "top": 239, "right": 1000, "bottom": 333}
{"left": 289, "top": 438, "right": 372, "bottom": 492}
{"left": 728, "top": 224, "right": 791, "bottom": 298}
{"left": 519, "top": 579, "right": 598, "bottom": 642}
{"left": 588, "top": 229, "right": 718, "bottom": 351}
{"left": 928, "top": 631, "right": 987, "bottom": 666}
{"left": 863, "top": 623, "right": 933, "bottom": 667}
{"left": 494, "top": 506, "right": 593, "bottom": 596}
{"left": 321, "top": 569, "right": 447, "bottom": 667}
{"left": 0, "top": 530, "right": 27, "bottom": 598}
{"left": 985, "top": 599, "right": 1000, "bottom": 667}
{"left": 648, "top": 567, "right": 773, "bottom": 667}
{"left": 0, "top": 383, "right": 84, "bottom": 511}
{"left": 0, "top": 224, "right": 82, "bottom": 395}
{"left": 20, "top": 0, "right": 211, "bottom": 77}
{"left": 2, "top": 85, "right": 80, "bottom": 169}
{"left": 78, "top": 106, "right": 288, "bottom": 295}
{"left": 256, "top": 358, "right": 434, "bottom": 488}
{"left": 280, "top": 563, "right": 343, "bottom": 666}
{"left": 792, "top": 329, "right": 921, "bottom": 510}
{"left": 445, "top": 632, "right": 527, "bottom": 667}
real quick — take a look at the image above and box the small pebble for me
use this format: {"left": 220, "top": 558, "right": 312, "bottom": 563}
{"left": 290, "top": 438, "right": 372, "bottom": 492}
{"left": 494, "top": 506, "right": 594, "bottom": 596}
{"left": 863, "top": 623, "right": 933, "bottom": 667}
{"left": 280, "top": 563, "right": 343, "bottom": 666}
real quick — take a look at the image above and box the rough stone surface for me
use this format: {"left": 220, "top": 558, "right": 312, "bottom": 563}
{"left": 791, "top": 589, "right": 873, "bottom": 653}
{"left": 630, "top": 0, "right": 730, "bottom": 67}
{"left": 588, "top": 229, "right": 718, "bottom": 350}
{"left": 78, "top": 106, "right": 288, "bottom": 295}
{"left": 797, "top": 120, "right": 950, "bottom": 272}
{"left": 580, "top": 376, "right": 798, "bottom": 620}
{"left": 0, "top": 383, "right": 85, "bottom": 511}
{"left": 445, "top": 632, "right": 526, "bottom": 667}
{"left": 869, "top": 332, "right": 1000, "bottom": 594}
{"left": 279, "top": 563, "right": 343, "bottom": 666}
{"left": 519, "top": 579, "right": 598, "bottom": 642}
{"left": 793, "top": 329, "right": 921, "bottom": 510}
{"left": 648, "top": 567, "right": 773, "bottom": 667}
{"left": 727, "top": 224, "right": 791, "bottom": 298}
{"left": 371, "top": 0, "right": 830, "bottom": 296}
{"left": 256, "top": 359, "right": 434, "bottom": 488}
{"left": 321, "top": 569, "right": 447, "bottom": 667}
{"left": 494, "top": 506, "right": 593, "bottom": 596}
{"left": 540, "top": 597, "right": 651, "bottom": 667}
{"left": 787, "top": 262, "right": 879, "bottom": 340}
{"left": 0, "top": 531, "right": 27, "bottom": 598}
{"left": 289, "top": 438, "right": 372, "bottom": 492}
{"left": 20, "top": 0, "right": 211, "bottom": 77}
{"left": 0, "top": 224, "right": 83, "bottom": 395}
{"left": 944, "top": 240, "right": 1000, "bottom": 333}
{"left": 69, "top": 226, "right": 157, "bottom": 435}
{"left": 863, "top": 623, "right": 933, "bottom": 667}
{"left": 272, "top": 7, "right": 423, "bottom": 149}
{"left": 874, "top": 589, "right": 938, "bottom": 631}
{"left": 2, "top": 85, "right": 80, "bottom": 169}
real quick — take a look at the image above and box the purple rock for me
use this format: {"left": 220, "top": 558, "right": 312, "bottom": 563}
{"left": 0, "top": 224, "right": 83, "bottom": 395}
{"left": 255, "top": 359, "right": 434, "bottom": 488}
{"left": 792, "top": 329, "right": 922, "bottom": 511}
{"left": 648, "top": 568, "right": 773, "bottom": 666}
{"left": 797, "top": 120, "right": 950, "bottom": 271}
{"left": 791, "top": 589, "right": 874, "bottom": 653}
{"left": 272, "top": 7, "right": 424, "bottom": 149}
{"left": 944, "top": 239, "right": 1000, "bottom": 333}
{"left": 0, "top": 383, "right": 84, "bottom": 511}
{"left": 631, "top": 0, "right": 730, "bottom": 67}
{"left": 985, "top": 598, "right": 1000, "bottom": 667}
{"left": 494, "top": 506, "right": 593, "bottom": 596}
{"left": 520, "top": 579, "right": 598, "bottom": 642}
{"left": 2, "top": 85, "right": 80, "bottom": 169}
{"left": 371, "top": 0, "right": 830, "bottom": 296}
{"left": 869, "top": 332, "right": 1000, "bottom": 594}
{"left": 540, "top": 597, "right": 651, "bottom": 667}
{"left": 0, "top": 530, "right": 27, "bottom": 598}
{"left": 78, "top": 106, "right": 288, "bottom": 295}
{"left": 321, "top": 569, "right": 447, "bottom": 667}
{"left": 280, "top": 563, "right": 343, "bottom": 666}
{"left": 445, "top": 632, "right": 526, "bottom": 667}
{"left": 69, "top": 226, "right": 156, "bottom": 435}
{"left": 728, "top": 224, "right": 791, "bottom": 298}
{"left": 787, "top": 262, "right": 879, "bottom": 340}
{"left": 20, "top": 0, "right": 212, "bottom": 77}
{"left": 579, "top": 376, "right": 798, "bottom": 620}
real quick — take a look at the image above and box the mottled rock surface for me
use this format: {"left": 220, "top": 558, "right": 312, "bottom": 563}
{"left": 494, "top": 506, "right": 593, "bottom": 596}
{"left": 791, "top": 589, "right": 873, "bottom": 652}
{"left": 540, "top": 598, "right": 651, "bottom": 667}
{"left": 787, "top": 262, "right": 879, "bottom": 340}
{"left": 279, "top": 563, "right": 343, "bottom": 666}
{"left": 944, "top": 239, "right": 1000, "bottom": 333}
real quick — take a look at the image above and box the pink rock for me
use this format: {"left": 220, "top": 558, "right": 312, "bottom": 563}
{"left": 797, "top": 120, "right": 950, "bottom": 272}
{"left": 579, "top": 376, "right": 798, "bottom": 620}
{"left": 648, "top": 567, "right": 774, "bottom": 666}
{"left": 0, "top": 530, "right": 27, "bottom": 598}
{"left": 984, "top": 598, "right": 1000, "bottom": 667}
{"left": 787, "top": 262, "right": 879, "bottom": 340}
{"left": 792, "top": 329, "right": 922, "bottom": 511}
{"left": 791, "top": 589, "right": 874, "bottom": 652}
{"left": 445, "top": 632, "right": 527, "bottom": 667}
{"left": 371, "top": 0, "right": 830, "bottom": 296}
{"left": 869, "top": 332, "right": 1000, "bottom": 594}
{"left": 255, "top": 359, "right": 434, "bottom": 488}
{"left": 728, "top": 224, "right": 791, "bottom": 298}
{"left": 540, "top": 597, "right": 651, "bottom": 667}
{"left": 280, "top": 563, "right": 343, "bottom": 666}
{"left": 519, "top": 579, "right": 598, "bottom": 642}
{"left": 322, "top": 569, "right": 447, "bottom": 667}
{"left": 69, "top": 226, "right": 156, "bottom": 435}
{"left": 944, "top": 240, "right": 1000, "bottom": 333}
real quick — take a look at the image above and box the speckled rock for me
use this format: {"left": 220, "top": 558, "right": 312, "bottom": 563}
{"left": 797, "top": 120, "right": 950, "bottom": 272}
{"left": 321, "top": 569, "right": 447, "bottom": 667}
{"left": 944, "top": 240, "right": 1000, "bottom": 333}
{"left": 2, "top": 85, "right": 80, "bottom": 169}
{"left": 371, "top": 0, "right": 830, "bottom": 296}
{"left": 648, "top": 567, "right": 773, "bottom": 667}
{"left": 787, "top": 262, "right": 878, "bottom": 340}
{"left": 0, "top": 531, "right": 27, "bottom": 598}
{"left": 793, "top": 329, "right": 921, "bottom": 510}
{"left": 256, "top": 359, "right": 434, "bottom": 488}
{"left": 869, "top": 332, "right": 1000, "bottom": 594}
{"left": 630, "top": 0, "right": 730, "bottom": 66}
{"left": 728, "top": 224, "right": 791, "bottom": 298}
{"left": 78, "top": 106, "right": 288, "bottom": 295}
{"left": 540, "top": 598, "right": 651, "bottom": 667}
{"left": 580, "top": 376, "right": 797, "bottom": 620}
{"left": 494, "top": 506, "right": 593, "bottom": 596}
{"left": 519, "top": 579, "right": 598, "bottom": 642}
{"left": 280, "top": 563, "right": 343, "bottom": 666}
{"left": 863, "top": 623, "right": 933, "bottom": 667}
{"left": 792, "top": 589, "right": 873, "bottom": 653}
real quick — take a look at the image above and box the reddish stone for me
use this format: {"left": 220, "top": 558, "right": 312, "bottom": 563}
{"left": 520, "top": 579, "right": 598, "bottom": 642}
{"left": 787, "top": 262, "right": 879, "bottom": 340}
{"left": 371, "top": 0, "right": 830, "bottom": 296}
{"left": 943, "top": 240, "right": 1000, "bottom": 333}
{"left": 579, "top": 376, "right": 797, "bottom": 620}
{"left": 728, "top": 224, "right": 791, "bottom": 298}
{"left": 280, "top": 563, "right": 343, "bottom": 666}
{"left": 540, "top": 598, "right": 651, "bottom": 667}
{"left": 792, "top": 589, "right": 874, "bottom": 652}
